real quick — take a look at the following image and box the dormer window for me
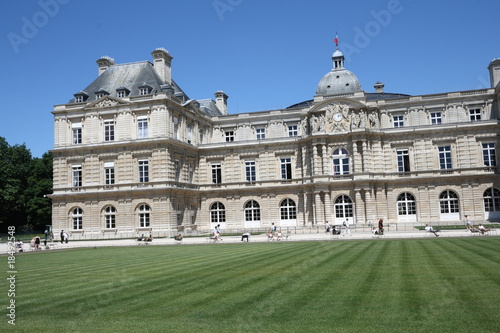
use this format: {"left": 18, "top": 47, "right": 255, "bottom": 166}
{"left": 73, "top": 91, "right": 89, "bottom": 103}
{"left": 139, "top": 84, "right": 152, "bottom": 95}
{"left": 116, "top": 87, "right": 130, "bottom": 98}
{"left": 95, "top": 89, "right": 109, "bottom": 100}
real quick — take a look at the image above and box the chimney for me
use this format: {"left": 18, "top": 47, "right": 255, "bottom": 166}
{"left": 96, "top": 56, "right": 115, "bottom": 76}
{"left": 151, "top": 48, "right": 173, "bottom": 85}
{"left": 374, "top": 81, "right": 385, "bottom": 93}
{"left": 488, "top": 58, "right": 500, "bottom": 89}
{"left": 214, "top": 90, "right": 228, "bottom": 115}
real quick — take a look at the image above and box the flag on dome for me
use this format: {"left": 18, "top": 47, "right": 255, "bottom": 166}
{"left": 333, "top": 33, "right": 339, "bottom": 47}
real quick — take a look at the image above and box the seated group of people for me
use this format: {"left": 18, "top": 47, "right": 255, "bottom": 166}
{"left": 267, "top": 231, "right": 285, "bottom": 241}
{"left": 137, "top": 234, "right": 153, "bottom": 242}
{"left": 468, "top": 223, "right": 491, "bottom": 234}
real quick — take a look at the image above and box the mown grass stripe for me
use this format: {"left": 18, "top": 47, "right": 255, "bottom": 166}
{"left": 5, "top": 238, "right": 500, "bottom": 333}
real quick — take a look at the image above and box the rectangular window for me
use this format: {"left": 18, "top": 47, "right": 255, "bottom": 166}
{"left": 137, "top": 117, "right": 148, "bottom": 138}
{"left": 105, "top": 215, "right": 115, "bottom": 229}
{"left": 482, "top": 143, "right": 496, "bottom": 167}
{"left": 245, "top": 161, "right": 256, "bottom": 182}
{"left": 288, "top": 125, "right": 298, "bottom": 137}
{"left": 173, "top": 117, "right": 179, "bottom": 139}
{"left": 469, "top": 108, "right": 481, "bottom": 121}
{"left": 104, "top": 120, "right": 115, "bottom": 142}
{"left": 187, "top": 125, "right": 192, "bottom": 143}
{"left": 139, "top": 87, "right": 149, "bottom": 95}
{"left": 397, "top": 149, "right": 410, "bottom": 172}
{"left": 139, "top": 212, "right": 150, "bottom": 228}
{"left": 175, "top": 160, "right": 181, "bottom": 181}
{"left": 138, "top": 160, "right": 149, "bottom": 183}
{"left": 430, "top": 112, "right": 442, "bottom": 125}
{"left": 188, "top": 162, "right": 194, "bottom": 182}
{"left": 75, "top": 96, "right": 83, "bottom": 103}
{"left": 72, "top": 126, "right": 82, "bottom": 145}
{"left": 225, "top": 130, "right": 234, "bottom": 142}
{"left": 393, "top": 115, "right": 404, "bottom": 128}
{"left": 104, "top": 162, "right": 115, "bottom": 185}
{"left": 256, "top": 128, "right": 266, "bottom": 140}
{"left": 439, "top": 146, "right": 452, "bottom": 170}
{"left": 281, "top": 158, "right": 292, "bottom": 180}
{"left": 212, "top": 163, "right": 222, "bottom": 184}
{"left": 73, "top": 215, "right": 83, "bottom": 230}
{"left": 72, "top": 165, "right": 82, "bottom": 187}
{"left": 96, "top": 93, "right": 104, "bottom": 99}
{"left": 117, "top": 90, "right": 127, "bottom": 98}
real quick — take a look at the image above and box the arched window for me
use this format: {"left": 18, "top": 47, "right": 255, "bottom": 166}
{"left": 210, "top": 202, "right": 226, "bottom": 223}
{"left": 280, "top": 199, "right": 297, "bottom": 220}
{"left": 334, "top": 195, "right": 353, "bottom": 218}
{"left": 138, "top": 204, "right": 151, "bottom": 227}
{"left": 72, "top": 207, "right": 83, "bottom": 230}
{"left": 104, "top": 206, "right": 116, "bottom": 229}
{"left": 332, "top": 148, "right": 350, "bottom": 175}
{"left": 439, "top": 190, "right": 459, "bottom": 214}
{"left": 397, "top": 193, "right": 416, "bottom": 216}
{"left": 245, "top": 200, "right": 261, "bottom": 221}
{"left": 484, "top": 188, "right": 500, "bottom": 212}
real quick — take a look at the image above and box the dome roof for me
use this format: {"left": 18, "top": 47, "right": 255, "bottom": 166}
{"left": 317, "top": 69, "right": 361, "bottom": 95}
{"left": 332, "top": 49, "right": 344, "bottom": 58}
{"left": 316, "top": 47, "right": 362, "bottom": 95}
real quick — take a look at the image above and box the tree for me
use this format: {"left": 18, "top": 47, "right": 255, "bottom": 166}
{"left": 25, "top": 152, "right": 53, "bottom": 231}
{"left": 0, "top": 137, "right": 52, "bottom": 233}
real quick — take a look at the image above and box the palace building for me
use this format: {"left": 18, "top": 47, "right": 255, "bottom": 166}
{"left": 50, "top": 47, "right": 500, "bottom": 239}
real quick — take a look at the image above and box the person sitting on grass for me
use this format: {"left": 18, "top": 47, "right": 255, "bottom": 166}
{"left": 425, "top": 224, "right": 440, "bottom": 237}
{"left": 174, "top": 234, "right": 183, "bottom": 243}
{"left": 477, "top": 224, "right": 490, "bottom": 234}
{"left": 145, "top": 234, "right": 153, "bottom": 242}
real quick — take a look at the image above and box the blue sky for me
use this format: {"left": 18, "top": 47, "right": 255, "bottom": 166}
{"left": 1, "top": 0, "right": 499, "bottom": 158}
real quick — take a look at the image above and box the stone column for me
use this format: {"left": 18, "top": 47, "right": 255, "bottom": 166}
{"left": 313, "top": 144, "right": 319, "bottom": 176}
{"left": 365, "top": 187, "right": 373, "bottom": 222}
{"left": 314, "top": 192, "right": 322, "bottom": 225}
{"left": 324, "top": 191, "right": 332, "bottom": 223}
{"left": 322, "top": 144, "right": 329, "bottom": 175}
{"left": 355, "top": 189, "right": 364, "bottom": 224}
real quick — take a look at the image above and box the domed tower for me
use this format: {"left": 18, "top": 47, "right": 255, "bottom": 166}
{"left": 317, "top": 48, "right": 362, "bottom": 95}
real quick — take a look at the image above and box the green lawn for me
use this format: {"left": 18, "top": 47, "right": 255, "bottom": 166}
{"left": 3, "top": 238, "right": 500, "bottom": 332}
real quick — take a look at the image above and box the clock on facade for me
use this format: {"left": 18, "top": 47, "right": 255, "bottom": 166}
{"left": 333, "top": 112, "right": 343, "bottom": 122}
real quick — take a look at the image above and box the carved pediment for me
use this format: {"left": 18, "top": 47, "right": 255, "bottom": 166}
{"left": 304, "top": 101, "right": 380, "bottom": 134}
{"left": 84, "top": 96, "right": 129, "bottom": 109}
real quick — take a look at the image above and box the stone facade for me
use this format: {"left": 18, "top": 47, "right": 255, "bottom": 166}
{"left": 50, "top": 48, "right": 500, "bottom": 239}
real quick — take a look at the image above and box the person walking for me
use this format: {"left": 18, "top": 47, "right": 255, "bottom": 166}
{"left": 343, "top": 218, "right": 351, "bottom": 236}
{"left": 378, "top": 219, "right": 384, "bottom": 235}
{"left": 464, "top": 215, "right": 472, "bottom": 230}
{"left": 60, "top": 230, "right": 64, "bottom": 243}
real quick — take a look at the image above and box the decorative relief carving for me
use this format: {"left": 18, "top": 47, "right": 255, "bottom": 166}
{"left": 304, "top": 103, "right": 380, "bottom": 135}
{"left": 94, "top": 98, "right": 119, "bottom": 108}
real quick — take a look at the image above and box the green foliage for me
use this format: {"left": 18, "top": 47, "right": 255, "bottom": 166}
{"left": 0, "top": 137, "right": 52, "bottom": 232}
{"left": 6, "top": 238, "right": 500, "bottom": 332}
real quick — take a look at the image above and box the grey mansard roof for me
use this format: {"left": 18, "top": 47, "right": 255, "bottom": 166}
{"left": 70, "top": 61, "right": 190, "bottom": 104}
